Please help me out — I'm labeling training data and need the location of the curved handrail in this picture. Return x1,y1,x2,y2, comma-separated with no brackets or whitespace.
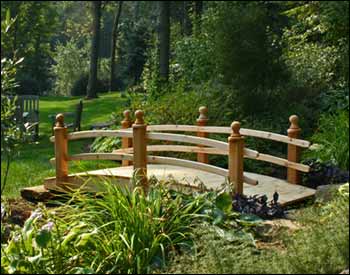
50,152,258,186
146,125,310,148
49,125,310,148
114,145,310,172
115,145,227,155
146,132,259,158
50,130,133,142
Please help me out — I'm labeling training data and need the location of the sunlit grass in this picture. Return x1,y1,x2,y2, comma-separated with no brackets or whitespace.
1,92,127,198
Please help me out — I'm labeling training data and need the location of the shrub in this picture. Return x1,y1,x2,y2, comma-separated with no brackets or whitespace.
50,39,90,96
302,159,349,188
305,110,349,170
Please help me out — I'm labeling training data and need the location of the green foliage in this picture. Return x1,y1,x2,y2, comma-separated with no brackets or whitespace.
50,38,113,96
1,181,211,274
163,184,350,274
282,1,349,91
305,110,349,170
1,14,25,195
319,87,349,114
170,22,216,85
126,83,212,125
1,1,59,94
210,2,288,115
50,39,90,96
90,133,121,153
284,42,342,91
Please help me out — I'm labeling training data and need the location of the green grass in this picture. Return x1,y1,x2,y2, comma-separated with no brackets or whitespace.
1,92,128,198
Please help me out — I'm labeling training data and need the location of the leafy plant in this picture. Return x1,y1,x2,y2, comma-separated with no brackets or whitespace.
1,13,26,195
50,39,90,96
305,110,349,170
302,159,349,189
1,181,210,274
163,183,349,274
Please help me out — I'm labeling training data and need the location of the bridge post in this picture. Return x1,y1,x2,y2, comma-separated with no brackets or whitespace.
121,109,133,166
132,110,148,192
197,106,209,164
287,115,301,184
54,114,68,184
228,121,244,195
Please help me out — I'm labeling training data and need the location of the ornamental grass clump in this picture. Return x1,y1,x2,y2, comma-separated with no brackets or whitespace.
1,180,209,274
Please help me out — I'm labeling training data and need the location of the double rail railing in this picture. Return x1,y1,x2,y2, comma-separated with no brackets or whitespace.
50,107,311,194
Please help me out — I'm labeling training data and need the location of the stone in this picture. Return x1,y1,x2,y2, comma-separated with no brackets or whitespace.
315,184,342,203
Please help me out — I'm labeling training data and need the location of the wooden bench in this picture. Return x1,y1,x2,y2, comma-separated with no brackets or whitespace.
9,95,40,141
49,99,83,136
39,107,316,206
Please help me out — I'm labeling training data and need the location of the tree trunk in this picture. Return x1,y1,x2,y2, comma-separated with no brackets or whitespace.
109,1,123,92
87,1,101,99
159,1,170,82
194,1,203,33
182,1,192,36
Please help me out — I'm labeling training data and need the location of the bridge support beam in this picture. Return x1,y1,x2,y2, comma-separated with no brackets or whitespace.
228,121,244,195
287,115,301,184
121,109,133,166
132,110,148,192
197,106,209,164
54,114,68,184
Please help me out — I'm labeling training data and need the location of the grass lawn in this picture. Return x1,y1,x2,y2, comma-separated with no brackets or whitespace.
1,92,128,198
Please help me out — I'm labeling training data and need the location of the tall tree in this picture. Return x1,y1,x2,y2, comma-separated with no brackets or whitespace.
109,1,123,92
159,1,170,82
87,1,101,99
182,1,192,36
194,1,203,33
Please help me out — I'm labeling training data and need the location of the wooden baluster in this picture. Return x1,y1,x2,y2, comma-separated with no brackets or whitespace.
197,106,209,164
121,109,133,166
132,110,148,192
228,121,244,195
54,114,68,184
287,115,301,184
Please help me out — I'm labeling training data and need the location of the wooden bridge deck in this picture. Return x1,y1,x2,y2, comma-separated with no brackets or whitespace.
43,164,315,206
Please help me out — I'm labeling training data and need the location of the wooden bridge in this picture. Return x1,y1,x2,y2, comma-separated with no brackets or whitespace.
22,107,316,205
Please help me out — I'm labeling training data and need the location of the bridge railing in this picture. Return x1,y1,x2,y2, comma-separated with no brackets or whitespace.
50,106,311,194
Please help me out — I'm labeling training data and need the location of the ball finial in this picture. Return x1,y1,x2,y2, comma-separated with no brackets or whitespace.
231,121,241,135
134,110,144,124
123,109,131,121
289,115,299,129
198,106,208,120
55,113,65,127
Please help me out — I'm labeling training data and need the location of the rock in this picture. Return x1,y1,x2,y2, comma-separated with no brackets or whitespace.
315,184,342,203
263,219,301,231
340,269,349,274
20,185,55,203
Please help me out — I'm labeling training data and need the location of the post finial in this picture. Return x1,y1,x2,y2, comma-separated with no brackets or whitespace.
134,110,144,125
55,113,65,127
198,106,208,120
123,109,131,121
231,121,241,136
289,115,300,130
